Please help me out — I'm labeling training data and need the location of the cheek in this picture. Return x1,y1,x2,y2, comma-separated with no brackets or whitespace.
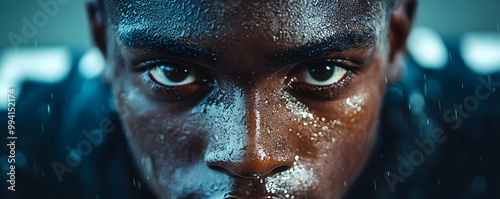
111,73,203,191
257,88,382,197
112,78,249,195
272,65,385,196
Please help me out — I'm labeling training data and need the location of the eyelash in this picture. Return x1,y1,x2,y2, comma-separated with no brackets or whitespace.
137,60,213,101
135,60,175,71
287,58,362,100
137,58,362,101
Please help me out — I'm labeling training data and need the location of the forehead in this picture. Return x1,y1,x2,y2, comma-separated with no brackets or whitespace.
107,0,388,56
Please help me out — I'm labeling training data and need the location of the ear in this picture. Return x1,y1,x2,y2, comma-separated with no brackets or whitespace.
87,1,114,85
387,0,417,84
87,1,107,57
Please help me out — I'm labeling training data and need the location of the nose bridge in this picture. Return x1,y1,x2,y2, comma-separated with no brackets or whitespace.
239,86,295,177
205,85,295,178
246,89,279,161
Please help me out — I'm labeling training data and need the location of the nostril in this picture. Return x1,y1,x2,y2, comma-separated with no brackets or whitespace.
208,164,229,174
270,164,291,175
223,196,241,199
208,163,291,178
206,153,295,178
223,193,242,199
208,163,249,178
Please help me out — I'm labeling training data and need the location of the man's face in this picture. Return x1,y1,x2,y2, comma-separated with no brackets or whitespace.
102,0,393,198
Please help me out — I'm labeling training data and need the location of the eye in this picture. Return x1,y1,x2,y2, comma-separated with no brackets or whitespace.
296,64,348,86
290,59,356,100
141,61,213,101
149,65,196,86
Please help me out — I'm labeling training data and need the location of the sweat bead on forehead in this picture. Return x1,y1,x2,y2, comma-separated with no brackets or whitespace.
108,0,390,64
95,0,401,198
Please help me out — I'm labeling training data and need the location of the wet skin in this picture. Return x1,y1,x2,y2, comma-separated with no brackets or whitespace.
89,0,414,198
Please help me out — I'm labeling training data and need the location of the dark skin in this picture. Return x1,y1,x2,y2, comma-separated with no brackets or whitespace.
88,0,415,198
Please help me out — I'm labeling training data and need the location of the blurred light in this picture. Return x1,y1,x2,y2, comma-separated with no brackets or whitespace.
471,175,486,194
0,155,9,172
407,27,449,70
16,151,27,168
69,149,81,163
78,47,105,79
424,79,442,100
460,32,500,75
0,47,71,110
409,91,426,113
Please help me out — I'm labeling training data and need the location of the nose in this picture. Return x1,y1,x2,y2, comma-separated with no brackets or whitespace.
207,143,295,178
205,88,295,178
206,128,295,177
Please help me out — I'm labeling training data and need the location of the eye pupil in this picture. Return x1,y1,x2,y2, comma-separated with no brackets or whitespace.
162,65,190,82
309,65,334,81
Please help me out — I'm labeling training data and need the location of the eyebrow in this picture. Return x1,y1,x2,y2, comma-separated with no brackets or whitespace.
119,27,218,62
119,26,376,65
268,29,377,64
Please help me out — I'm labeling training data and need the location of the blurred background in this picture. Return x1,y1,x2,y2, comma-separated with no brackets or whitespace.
1,0,499,198
1,0,500,49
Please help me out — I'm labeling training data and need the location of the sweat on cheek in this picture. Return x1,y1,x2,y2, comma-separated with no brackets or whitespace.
262,88,372,198
265,155,319,198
